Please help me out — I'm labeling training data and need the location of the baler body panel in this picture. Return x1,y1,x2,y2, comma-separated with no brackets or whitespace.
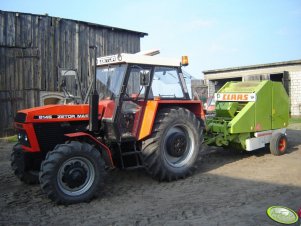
271,82,289,129
206,80,289,150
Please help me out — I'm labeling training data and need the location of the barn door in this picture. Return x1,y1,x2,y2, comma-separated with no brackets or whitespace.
0,47,39,136
283,71,290,96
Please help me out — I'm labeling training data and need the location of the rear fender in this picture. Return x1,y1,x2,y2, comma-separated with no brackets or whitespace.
138,100,205,140
64,132,114,168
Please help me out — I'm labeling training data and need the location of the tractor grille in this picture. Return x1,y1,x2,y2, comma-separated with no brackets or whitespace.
15,113,27,123
33,121,88,152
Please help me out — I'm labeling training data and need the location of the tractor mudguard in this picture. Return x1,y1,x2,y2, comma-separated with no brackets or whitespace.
64,132,114,168
138,100,205,140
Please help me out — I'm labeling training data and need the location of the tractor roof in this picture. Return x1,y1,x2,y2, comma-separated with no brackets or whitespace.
97,53,181,67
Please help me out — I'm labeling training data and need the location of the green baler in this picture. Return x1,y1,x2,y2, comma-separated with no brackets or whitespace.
205,80,289,155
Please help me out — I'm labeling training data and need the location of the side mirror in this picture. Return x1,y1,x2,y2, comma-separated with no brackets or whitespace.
60,77,67,88
59,68,77,77
58,68,78,88
140,70,150,86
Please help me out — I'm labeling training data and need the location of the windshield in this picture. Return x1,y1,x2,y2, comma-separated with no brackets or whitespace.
151,67,184,98
96,64,126,100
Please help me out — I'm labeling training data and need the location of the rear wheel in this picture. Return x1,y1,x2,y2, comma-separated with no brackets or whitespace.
141,107,204,181
270,133,288,156
39,141,105,204
11,143,39,184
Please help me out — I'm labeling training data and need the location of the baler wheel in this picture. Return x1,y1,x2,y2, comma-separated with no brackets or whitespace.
39,141,105,204
270,133,288,156
11,143,39,184
141,107,204,181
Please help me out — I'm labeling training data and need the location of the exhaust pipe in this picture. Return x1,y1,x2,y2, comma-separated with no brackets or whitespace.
89,46,99,132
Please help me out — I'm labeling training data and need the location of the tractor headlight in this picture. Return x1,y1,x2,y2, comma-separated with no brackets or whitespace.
18,130,31,147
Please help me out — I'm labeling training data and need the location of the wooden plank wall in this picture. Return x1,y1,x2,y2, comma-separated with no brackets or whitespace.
0,11,143,136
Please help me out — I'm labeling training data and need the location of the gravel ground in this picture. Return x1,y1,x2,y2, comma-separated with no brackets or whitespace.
0,129,300,226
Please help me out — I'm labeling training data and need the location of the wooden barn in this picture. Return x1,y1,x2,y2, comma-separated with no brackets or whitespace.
0,10,147,137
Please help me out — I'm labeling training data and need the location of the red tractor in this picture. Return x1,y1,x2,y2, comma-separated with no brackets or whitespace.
12,48,205,204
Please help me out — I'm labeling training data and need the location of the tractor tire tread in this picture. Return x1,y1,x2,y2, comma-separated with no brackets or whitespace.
39,141,105,205
141,107,204,182
11,143,39,185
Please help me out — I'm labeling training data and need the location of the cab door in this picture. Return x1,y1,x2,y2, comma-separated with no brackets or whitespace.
118,66,152,139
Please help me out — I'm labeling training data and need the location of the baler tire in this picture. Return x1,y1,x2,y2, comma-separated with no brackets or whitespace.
39,141,106,205
269,133,288,156
141,107,204,181
11,143,39,185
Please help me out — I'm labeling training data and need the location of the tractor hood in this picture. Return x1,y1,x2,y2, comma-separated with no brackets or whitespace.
15,100,115,123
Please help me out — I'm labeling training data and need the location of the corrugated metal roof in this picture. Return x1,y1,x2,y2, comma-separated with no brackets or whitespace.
203,59,301,75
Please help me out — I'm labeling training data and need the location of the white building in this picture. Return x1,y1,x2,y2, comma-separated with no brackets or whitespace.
203,59,301,116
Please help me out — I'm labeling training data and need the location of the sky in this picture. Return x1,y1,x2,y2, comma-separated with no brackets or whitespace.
1,0,301,79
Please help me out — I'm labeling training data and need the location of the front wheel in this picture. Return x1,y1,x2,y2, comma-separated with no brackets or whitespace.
141,107,204,181
39,141,106,204
11,144,40,184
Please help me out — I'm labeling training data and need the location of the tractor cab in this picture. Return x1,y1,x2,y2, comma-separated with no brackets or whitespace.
95,53,192,141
